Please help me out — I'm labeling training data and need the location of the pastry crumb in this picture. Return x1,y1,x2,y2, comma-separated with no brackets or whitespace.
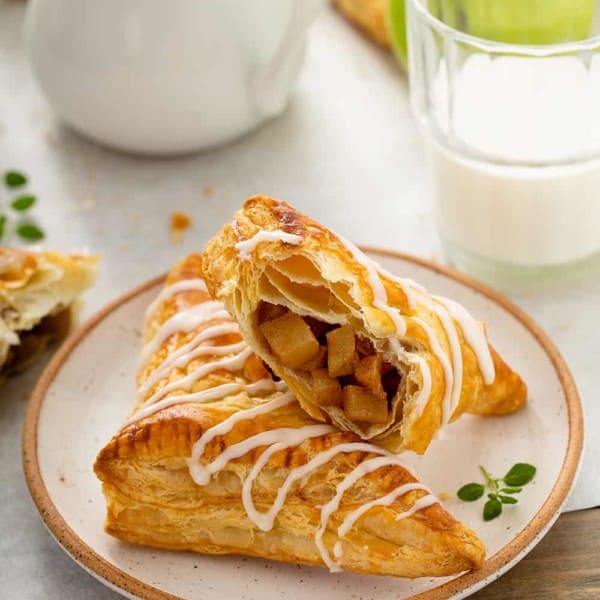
170,211,192,243
439,492,451,501
202,185,214,197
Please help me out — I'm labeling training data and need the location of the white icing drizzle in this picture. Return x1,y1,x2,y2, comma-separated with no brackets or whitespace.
141,346,254,408
194,426,332,492
315,455,428,571
243,441,386,533
126,378,284,427
331,490,439,568
131,288,287,428
235,230,302,260
333,541,343,559
411,316,453,419
357,252,495,396
188,392,297,482
434,295,495,385
137,324,242,399
338,486,438,538
406,354,433,417
144,279,207,320
375,266,423,310
396,494,440,522
428,301,463,423
239,427,336,516
241,425,340,529
335,234,407,340
139,301,232,368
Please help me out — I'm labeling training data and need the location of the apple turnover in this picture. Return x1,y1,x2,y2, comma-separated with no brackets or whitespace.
0,247,97,379
95,254,485,577
201,196,527,454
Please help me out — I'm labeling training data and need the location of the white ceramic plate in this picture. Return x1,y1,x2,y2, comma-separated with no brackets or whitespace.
23,250,583,600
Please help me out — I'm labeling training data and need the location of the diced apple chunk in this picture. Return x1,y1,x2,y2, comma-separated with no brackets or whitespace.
355,354,385,399
302,346,327,370
312,368,343,407
343,385,389,424
259,312,320,368
244,354,270,382
326,325,356,377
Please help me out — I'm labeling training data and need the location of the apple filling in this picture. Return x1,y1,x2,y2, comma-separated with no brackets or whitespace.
1,307,72,376
258,302,402,426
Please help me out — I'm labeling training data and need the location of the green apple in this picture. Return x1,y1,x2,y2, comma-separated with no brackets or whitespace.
388,0,597,70
388,0,410,69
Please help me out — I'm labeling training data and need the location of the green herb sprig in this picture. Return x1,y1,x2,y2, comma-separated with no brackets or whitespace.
1,170,45,242
457,463,536,521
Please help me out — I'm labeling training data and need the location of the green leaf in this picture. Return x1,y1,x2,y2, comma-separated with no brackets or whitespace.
16,223,45,242
4,171,27,188
501,487,522,494
483,497,503,521
457,483,485,501
503,463,537,487
0,215,6,240
499,495,518,505
11,194,36,211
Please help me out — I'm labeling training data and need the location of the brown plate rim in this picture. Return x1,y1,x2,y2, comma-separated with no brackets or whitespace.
22,250,584,600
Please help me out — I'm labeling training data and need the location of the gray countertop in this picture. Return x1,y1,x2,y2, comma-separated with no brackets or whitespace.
0,1,598,597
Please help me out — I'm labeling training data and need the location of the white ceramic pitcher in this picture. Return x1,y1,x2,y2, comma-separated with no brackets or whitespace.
26,0,324,155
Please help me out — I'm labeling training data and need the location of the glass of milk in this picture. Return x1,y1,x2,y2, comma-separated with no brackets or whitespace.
406,0,600,288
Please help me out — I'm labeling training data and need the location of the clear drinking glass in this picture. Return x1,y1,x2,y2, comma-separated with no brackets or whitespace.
406,0,600,288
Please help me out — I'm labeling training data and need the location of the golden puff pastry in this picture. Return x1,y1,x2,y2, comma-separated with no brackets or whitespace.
201,196,527,454
94,254,485,578
0,247,97,377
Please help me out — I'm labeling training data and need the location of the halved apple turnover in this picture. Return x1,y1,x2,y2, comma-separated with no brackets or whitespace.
201,196,527,453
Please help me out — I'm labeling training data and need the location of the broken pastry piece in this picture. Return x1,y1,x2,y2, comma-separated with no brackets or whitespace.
0,247,98,379
201,196,527,454
94,255,485,578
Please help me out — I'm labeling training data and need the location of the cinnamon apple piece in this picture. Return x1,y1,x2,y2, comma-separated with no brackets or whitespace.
312,368,344,407
302,346,327,370
326,325,356,377
259,312,320,368
355,354,386,399
343,385,389,424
